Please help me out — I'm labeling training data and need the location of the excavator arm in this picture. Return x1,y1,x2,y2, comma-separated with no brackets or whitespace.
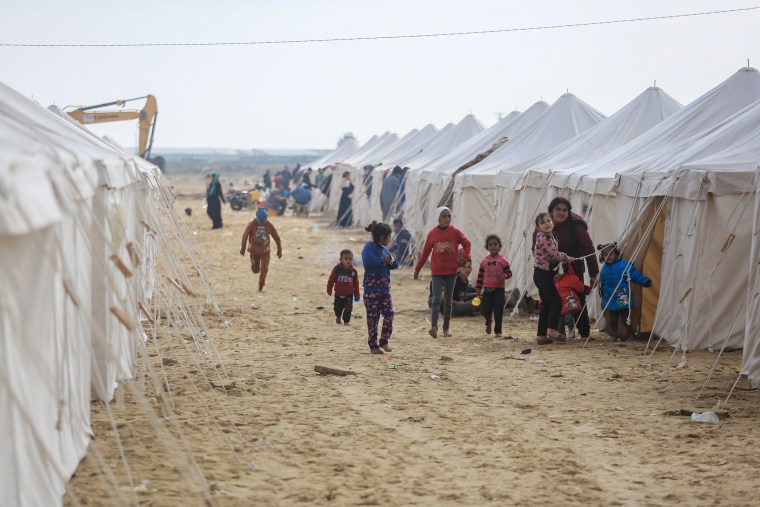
66,95,158,160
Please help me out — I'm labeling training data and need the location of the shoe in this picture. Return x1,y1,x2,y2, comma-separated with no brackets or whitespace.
495,333,502,338
555,334,567,343
486,323,492,334
443,329,451,337
336,316,341,324
258,286,266,293
370,348,384,354
344,322,350,326
536,337,553,345
625,336,636,343
429,327,438,339
610,337,618,343
381,345,393,352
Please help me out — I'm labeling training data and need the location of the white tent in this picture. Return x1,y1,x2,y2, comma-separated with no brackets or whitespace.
492,86,683,299
373,114,486,225
308,134,360,170
403,103,548,241
0,81,158,506
454,93,606,258
541,68,760,374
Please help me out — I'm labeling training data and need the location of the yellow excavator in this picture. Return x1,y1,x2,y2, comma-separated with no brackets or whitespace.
66,94,165,171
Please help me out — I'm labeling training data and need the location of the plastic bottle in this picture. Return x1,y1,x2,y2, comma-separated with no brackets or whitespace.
690,411,720,424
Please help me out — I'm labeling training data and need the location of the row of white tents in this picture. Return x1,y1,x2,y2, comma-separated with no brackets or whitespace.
312,66,760,390
0,82,224,505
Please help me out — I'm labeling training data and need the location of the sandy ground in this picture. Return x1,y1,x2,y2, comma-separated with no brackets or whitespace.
65,175,760,506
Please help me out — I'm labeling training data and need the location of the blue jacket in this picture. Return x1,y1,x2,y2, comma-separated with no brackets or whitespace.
599,258,651,311
362,240,400,292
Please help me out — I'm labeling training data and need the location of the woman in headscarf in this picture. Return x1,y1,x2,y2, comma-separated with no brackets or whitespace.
414,206,471,338
337,171,354,227
206,172,225,229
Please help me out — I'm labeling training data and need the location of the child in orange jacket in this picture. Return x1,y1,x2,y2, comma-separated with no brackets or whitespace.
240,208,282,292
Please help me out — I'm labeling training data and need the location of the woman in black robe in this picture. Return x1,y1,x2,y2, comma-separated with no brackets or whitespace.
337,171,354,227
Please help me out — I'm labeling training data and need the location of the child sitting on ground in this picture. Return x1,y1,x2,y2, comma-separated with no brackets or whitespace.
476,234,512,337
598,243,652,342
427,259,479,316
240,208,282,292
554,262,591,340
327,249,361,325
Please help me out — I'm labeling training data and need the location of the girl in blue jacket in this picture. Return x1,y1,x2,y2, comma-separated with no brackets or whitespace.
362,221,400,354
599,243,652,342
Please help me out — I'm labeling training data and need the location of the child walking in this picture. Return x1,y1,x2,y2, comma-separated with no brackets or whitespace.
532,212,572,345
240,208,282,292
327,249,361,325
554,262,591,340
476,234,512,337
362,221,400,354
414,206,471,338
598,243,652,342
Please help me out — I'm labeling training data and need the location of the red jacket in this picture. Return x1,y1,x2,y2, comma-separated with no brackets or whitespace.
555,268,591,315
327,264,360,299
415,225,471,276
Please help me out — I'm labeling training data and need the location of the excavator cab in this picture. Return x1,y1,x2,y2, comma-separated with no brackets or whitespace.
66,95,164,171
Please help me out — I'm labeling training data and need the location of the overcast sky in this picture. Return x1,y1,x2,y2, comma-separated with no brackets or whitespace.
1,0,757,151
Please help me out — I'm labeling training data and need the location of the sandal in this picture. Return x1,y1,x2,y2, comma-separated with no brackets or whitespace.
370,348,384,354
536,336,553,345
429,327,438,339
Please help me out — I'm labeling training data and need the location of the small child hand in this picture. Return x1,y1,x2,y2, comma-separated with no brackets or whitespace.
413,270,420,280
239,248,245,256
277,250,282,259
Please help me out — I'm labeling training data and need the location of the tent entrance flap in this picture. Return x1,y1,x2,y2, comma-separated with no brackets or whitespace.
640,201,666,334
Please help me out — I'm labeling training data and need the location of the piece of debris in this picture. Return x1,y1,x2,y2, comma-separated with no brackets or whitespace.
610,373,623,379
521,348,532,355
314,365,356,376
440,356,454,362
316,306,325,310
550,373,563,378
209,381,236,390
161,357,177,366
400,416,425,422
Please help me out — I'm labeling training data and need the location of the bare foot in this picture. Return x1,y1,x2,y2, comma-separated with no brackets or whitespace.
370,348,384,354
429,327,438,339
381,345,393,352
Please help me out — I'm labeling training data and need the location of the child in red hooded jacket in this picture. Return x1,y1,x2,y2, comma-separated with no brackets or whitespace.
554,262,591,340
414,206,471,339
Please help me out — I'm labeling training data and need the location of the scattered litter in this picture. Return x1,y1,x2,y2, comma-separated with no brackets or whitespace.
430,374,441,380
251,304,258,309
389,363,398,369
550,373,563,378
521,348,532,355
691,412,720,424
384,403,391,408
440,356,454,362
676,357,687,369
615,406,624,411
400,416,425,422
292,297,298,301
534,360,545,364
316,305,325,310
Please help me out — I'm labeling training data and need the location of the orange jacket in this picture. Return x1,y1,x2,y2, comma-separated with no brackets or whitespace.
241,219,282,254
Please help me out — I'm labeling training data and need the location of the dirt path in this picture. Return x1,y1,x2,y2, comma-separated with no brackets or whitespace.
66,184,760,506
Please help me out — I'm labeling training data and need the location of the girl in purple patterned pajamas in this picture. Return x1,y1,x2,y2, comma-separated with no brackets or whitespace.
362,221,400,354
